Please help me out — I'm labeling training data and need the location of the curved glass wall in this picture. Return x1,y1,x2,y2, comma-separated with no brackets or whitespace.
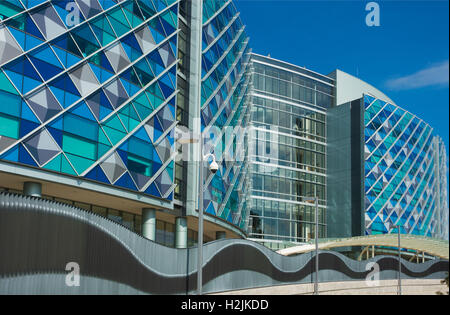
0,0,179,202
435,137,449,240
363,94,448,239
199,0,251,230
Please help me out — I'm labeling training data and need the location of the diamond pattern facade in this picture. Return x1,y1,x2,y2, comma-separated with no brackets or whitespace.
1,1,446,241
0,0,179,201
363,94,447,238
200,0,251,230
435,137,449,240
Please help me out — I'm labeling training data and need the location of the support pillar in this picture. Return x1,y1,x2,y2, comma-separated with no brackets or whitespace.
175,217,188,249
216,231,226,240
23,182,41,197
358,246,370,261
142,208,156,241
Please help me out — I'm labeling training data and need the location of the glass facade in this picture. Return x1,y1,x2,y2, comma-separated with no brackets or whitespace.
435,137,449,240
0,0,447,245
363,94,448,239
248,54,334,247
0,0,253,242
0,0,179,201
199,0,251,230
252,57,334,110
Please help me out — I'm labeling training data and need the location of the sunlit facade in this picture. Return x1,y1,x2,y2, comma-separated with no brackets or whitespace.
0,0,448,295
0,0,447,251
0,0,178,199
0,0,250,247
247,61,449,248
247,54,334,249
327,70,449,241
363,95,449,239
197,0,251,229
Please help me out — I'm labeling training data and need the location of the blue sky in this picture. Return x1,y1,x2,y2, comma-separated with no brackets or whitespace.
235,0,449,156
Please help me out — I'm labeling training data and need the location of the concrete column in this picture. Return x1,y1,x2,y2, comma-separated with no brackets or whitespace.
142,208,156,241
175,217,188,249
216,231,226,240
23,182,42,197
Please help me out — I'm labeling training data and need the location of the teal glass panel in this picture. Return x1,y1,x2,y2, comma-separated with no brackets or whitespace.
63,133,97,161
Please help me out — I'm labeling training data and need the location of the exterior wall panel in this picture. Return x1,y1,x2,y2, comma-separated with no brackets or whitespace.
363,94,446,238
0,0,180,202
1,192,447,295
247,54,334,249
198,0,251,230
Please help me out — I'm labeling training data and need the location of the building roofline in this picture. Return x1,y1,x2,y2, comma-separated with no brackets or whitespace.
250,52,335,84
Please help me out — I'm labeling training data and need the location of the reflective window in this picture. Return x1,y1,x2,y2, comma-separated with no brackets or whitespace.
248,59,331,246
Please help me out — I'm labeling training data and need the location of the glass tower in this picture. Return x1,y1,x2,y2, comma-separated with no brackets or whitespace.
247,54,334,249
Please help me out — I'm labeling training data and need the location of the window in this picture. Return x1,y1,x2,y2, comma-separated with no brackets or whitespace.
156,221,175,247
292,84,300,101
271,78,279,95
265,108,273,125
62,133,97,161
128,154,152,177
74,201,91,211
254,73,263,90
265,76,273,93
256,106,264,122
92,206,107,217
187,229,198,247
279,80,288,97
134,215,141,235
54,198,74,206
108,209,122,224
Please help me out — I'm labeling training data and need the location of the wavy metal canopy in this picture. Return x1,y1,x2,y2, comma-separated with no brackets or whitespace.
277,234,450,260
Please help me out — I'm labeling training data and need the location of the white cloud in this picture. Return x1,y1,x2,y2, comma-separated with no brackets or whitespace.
386,60,449,90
